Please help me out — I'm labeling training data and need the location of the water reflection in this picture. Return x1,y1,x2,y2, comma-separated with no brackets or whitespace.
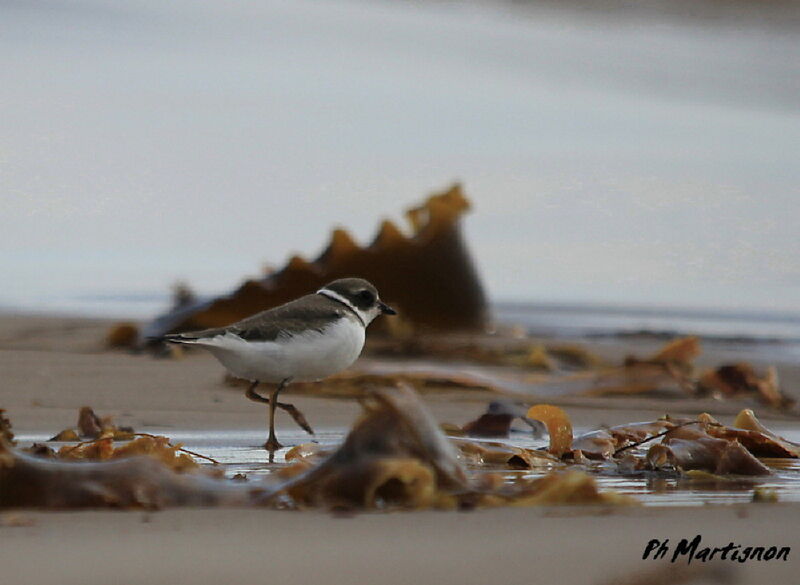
19,425,800,506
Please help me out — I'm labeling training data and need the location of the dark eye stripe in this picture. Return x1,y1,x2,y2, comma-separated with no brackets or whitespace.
355,290,376,309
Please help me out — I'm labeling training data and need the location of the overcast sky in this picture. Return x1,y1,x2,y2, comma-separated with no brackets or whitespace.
2,0,799,314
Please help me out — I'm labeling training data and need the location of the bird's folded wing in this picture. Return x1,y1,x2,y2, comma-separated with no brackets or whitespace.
161,295,348,344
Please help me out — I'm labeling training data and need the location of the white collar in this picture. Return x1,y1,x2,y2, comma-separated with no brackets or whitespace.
316,288,369,327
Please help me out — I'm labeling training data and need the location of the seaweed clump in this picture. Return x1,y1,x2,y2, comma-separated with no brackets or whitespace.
0,410,15,446
142,184,487,342
0,388,634,511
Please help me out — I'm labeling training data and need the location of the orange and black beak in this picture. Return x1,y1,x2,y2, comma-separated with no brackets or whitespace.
378,301,396,315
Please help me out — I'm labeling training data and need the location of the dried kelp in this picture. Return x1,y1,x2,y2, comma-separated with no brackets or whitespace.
461,401,544,438
523,404,793,478
606,409,800,475
530,406,679,462
572,420,676,460
0,436,247,509
0,409,15,446
583,337,795,412
647,426,770,476
262,387,632,509
141,184,487,342
704,409,800,458
462,410,516,437
454,439,559,469
527,404,573,457
698,363,793,409
585,337,699,397
48,406,135,442
56,435,202,473
284,442,330,464
1,388,633,511
261,384,470,508
40,407,218,471
643,336,703,366
77,405,104,437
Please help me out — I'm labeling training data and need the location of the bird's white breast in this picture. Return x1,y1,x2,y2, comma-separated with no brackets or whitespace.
199,318,365,383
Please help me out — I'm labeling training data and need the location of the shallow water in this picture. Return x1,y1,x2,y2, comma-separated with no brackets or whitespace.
495,304,800,346
18,426,800,507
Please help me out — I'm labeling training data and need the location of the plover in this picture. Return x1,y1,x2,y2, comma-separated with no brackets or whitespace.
162,278,396,458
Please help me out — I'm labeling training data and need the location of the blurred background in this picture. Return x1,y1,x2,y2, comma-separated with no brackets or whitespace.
2,0,799,334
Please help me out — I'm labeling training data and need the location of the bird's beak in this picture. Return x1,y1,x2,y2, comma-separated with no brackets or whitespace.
378,301,397,315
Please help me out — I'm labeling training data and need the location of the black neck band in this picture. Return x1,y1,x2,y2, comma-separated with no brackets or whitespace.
317,290,366,327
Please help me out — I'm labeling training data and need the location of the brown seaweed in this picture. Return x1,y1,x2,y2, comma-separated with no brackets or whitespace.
0,409,15,446
454,439,559,469
0,389,635,511
585,337,700,397
704,409,800,458
142,184,488,341
257,386,631,508
644,336,702,366
461,401,542,438
56,435,203,473
48,406,135,442
526,404,573,457
534,404,791,475
77,405,103,437
259,404,792,495
462,412,516,437
699,363,793,409
572,420,676,460
581,337,796,413
647,426,770,476
262,384,469,508
0,436,247,509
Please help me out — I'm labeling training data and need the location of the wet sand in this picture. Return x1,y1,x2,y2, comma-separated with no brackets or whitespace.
3,505,797,585
1,313,799,584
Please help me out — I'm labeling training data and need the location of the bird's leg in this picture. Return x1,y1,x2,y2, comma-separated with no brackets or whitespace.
244,380,314,436
245,380,264,404
274,402,314,435
264,378,291,460
245,381,272,451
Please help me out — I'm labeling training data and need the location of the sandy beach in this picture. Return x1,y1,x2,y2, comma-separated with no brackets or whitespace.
4,505,797,585
3,0,798,582
2,313,798,585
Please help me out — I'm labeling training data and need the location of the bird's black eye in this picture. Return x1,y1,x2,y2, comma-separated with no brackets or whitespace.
358,290,375,305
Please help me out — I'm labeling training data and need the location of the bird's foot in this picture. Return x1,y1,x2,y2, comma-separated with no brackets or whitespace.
264,435,283,462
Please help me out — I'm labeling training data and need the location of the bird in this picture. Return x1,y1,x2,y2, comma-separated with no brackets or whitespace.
161,277,396,459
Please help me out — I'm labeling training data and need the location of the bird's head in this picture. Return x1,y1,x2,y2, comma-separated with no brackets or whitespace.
317,278,396,326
